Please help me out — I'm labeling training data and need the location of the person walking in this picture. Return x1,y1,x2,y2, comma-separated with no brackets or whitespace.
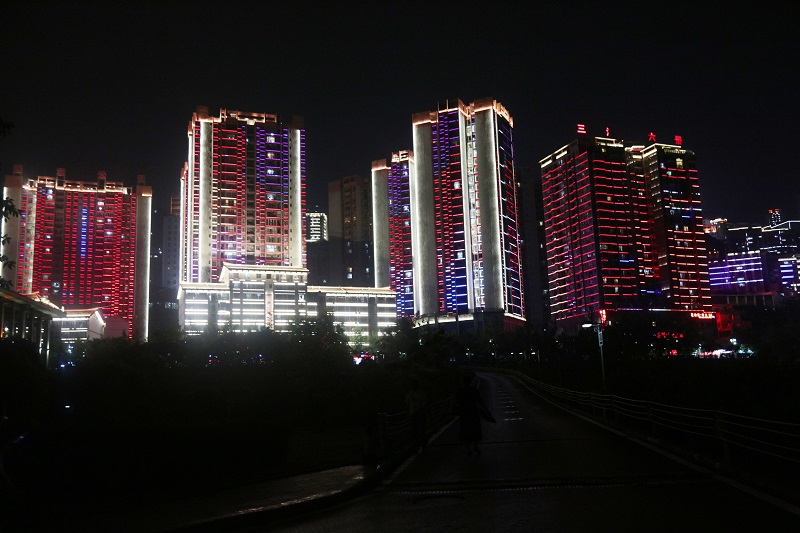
405,377,427,452
456,373,495,456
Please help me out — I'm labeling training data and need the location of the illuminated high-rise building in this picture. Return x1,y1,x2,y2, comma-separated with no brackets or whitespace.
632,141,710,311
372,150,414,317
411,98,524,326
541,136,641,322
305,211,329,286
176,107,397,341
305,212,328,242
540,131,710,326
2,165,152,341
768,208,783,227
180,107,305,285
178,107,307,333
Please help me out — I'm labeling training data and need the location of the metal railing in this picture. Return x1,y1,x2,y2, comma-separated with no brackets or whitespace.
378,395,456,459
375,369,800,483
511,370,800,467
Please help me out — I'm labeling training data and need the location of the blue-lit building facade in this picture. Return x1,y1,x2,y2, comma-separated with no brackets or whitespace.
371,151,414,318
410,98,524,329
705,216,800,337
708,219,800,295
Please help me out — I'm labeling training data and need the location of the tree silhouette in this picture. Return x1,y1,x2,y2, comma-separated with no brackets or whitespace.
1,118,18,289
0,197,19,289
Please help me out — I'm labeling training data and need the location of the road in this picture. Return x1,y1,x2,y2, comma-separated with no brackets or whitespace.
261,371,800,532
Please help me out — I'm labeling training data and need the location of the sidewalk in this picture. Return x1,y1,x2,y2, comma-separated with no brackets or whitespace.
56,464,379,532
104,423,431,532
8,414,449,531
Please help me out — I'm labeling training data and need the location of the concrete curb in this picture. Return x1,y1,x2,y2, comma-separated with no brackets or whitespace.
174,427,447,531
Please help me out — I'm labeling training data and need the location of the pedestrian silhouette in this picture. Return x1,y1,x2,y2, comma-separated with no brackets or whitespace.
456,373,495,456
405,377,427,452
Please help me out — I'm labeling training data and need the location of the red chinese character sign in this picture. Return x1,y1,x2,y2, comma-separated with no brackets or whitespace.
577,124,586,134
648,132,657,142
674,135,683,146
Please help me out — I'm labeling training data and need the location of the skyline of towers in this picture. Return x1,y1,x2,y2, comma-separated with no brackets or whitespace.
410,98,524,323
1,165,151,341
540,133,710,326
2,98,752,345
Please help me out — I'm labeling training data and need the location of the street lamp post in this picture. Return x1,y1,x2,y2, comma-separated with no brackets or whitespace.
583,322,606,391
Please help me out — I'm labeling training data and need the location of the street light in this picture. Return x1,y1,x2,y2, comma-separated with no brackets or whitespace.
582,322,606,391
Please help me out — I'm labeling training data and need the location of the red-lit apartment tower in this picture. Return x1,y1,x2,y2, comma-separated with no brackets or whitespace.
372,150,414,317
181,107,305,284
540,134,710,326
541,137,642,323
2,166,152,340
630,142,710,310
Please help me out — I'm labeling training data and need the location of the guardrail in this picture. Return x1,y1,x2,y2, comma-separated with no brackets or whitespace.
375,368,800,486
378,395,456,460
510,370,800,468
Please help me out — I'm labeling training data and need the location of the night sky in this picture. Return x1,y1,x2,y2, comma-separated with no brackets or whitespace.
2,2,799,223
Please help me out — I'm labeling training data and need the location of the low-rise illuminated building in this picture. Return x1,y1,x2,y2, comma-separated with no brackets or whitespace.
306,285,397,343
178,263,396,341
54,307,106,351
179,264,309,334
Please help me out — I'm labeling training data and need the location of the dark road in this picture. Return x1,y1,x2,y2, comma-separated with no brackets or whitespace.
264,371,800,532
